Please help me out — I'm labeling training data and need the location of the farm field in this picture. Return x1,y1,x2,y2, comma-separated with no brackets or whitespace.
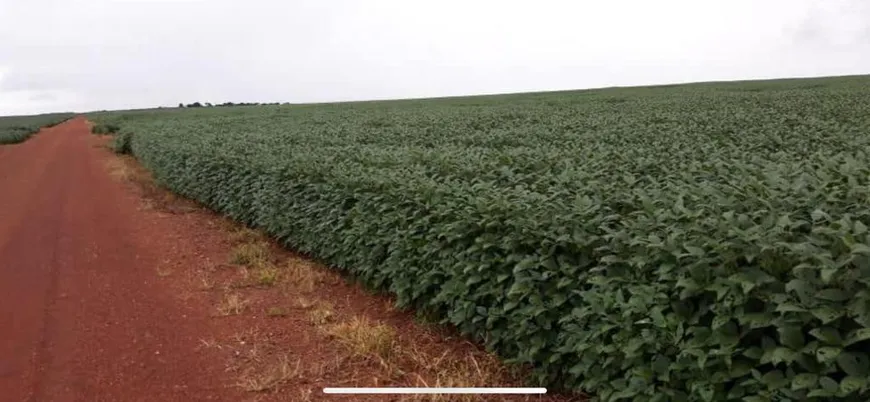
0,112,74,144
86,74,870,401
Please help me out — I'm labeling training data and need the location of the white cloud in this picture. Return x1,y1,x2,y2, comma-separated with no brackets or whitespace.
1,0,868,115
0,88,80,116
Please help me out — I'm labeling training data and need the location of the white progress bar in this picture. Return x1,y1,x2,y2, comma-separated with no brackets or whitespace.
323,388,547,394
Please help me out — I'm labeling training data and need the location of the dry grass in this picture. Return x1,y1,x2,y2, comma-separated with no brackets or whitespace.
226,261,280,289
198,272,215,290
404,351,509,402
295,296,316,309
237,355,303,392
104,155,155,191
295,389,314,402
229,227,265,244
306,355,343,380
327,316,397,362
239,342,262,364
314,317,528,402
230,242,270,266
198,338,223,351
159,192,179,207
156,266,173,277
217,217,243,233
237,265,251,282
231,326,263,344
255,264,281,287
308,301,335,325
105,157,132,182
216,293,249,316
285,259,326,293
103,153,196,214
224,326,305,394
266,306,288,317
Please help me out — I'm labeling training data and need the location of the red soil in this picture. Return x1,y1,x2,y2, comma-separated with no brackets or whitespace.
0,118,243,401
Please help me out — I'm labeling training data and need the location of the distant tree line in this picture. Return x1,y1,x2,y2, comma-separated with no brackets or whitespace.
177,101,284,108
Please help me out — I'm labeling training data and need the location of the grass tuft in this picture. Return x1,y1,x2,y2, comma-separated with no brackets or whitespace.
308,301,335,325
104,158,133,182
295,296,316,309
327,316,397,362
229,242,270,266
255,265,281,287
266,306,288,317
236,355,302,392
285,259,325,293
216,293,249,316
229,227,264,244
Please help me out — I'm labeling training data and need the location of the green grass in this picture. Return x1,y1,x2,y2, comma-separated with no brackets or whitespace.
88,75,870,400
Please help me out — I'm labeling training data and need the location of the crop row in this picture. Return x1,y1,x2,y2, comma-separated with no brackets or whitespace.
90,75,870,401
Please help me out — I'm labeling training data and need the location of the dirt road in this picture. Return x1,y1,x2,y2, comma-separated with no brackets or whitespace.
0,118,237,402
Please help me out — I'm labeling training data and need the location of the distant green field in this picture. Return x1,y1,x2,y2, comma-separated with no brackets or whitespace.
0,113,75,144
90,75,870,401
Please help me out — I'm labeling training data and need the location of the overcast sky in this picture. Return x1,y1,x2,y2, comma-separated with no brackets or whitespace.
1,0,869,115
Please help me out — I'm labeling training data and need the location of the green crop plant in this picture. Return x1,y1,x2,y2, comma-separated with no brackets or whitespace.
0,113,75,144
88,75,870,400
91,123,121,135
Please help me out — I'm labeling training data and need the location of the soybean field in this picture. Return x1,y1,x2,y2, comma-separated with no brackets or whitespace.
0,113,75,144
89,75,870,401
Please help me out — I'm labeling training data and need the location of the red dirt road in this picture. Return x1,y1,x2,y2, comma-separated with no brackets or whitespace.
0,118,237,402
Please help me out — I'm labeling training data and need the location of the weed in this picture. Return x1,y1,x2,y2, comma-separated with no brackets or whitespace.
327,317,396,362
236,355,302,392
295,297,316,309
199,274,215,290
216,293,249,316
229,227,263,244
400,349,511,402
199,339,223,350
266,307,287,317
308,302,335,325
104,158,132,182
229,242,270,266
285,259,324,293
256,265,280,287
